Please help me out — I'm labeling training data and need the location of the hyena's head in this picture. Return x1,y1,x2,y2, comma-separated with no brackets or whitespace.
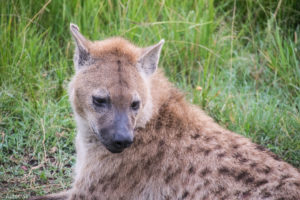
68,24,164,153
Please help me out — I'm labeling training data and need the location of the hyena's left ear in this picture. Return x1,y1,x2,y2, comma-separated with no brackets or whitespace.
137,39,165,76
70,23,93,71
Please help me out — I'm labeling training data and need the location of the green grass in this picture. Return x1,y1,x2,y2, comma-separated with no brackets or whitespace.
0,0,299,199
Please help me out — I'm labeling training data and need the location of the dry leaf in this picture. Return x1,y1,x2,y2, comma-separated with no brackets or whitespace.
50,146,57,153
196,86,202,91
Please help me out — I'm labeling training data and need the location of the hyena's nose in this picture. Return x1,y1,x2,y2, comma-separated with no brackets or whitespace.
113,132,133,149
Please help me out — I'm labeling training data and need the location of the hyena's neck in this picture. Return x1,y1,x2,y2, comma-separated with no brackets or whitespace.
148,70,180,118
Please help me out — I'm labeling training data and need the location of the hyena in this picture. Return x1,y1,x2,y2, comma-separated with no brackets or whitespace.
30,24,300,200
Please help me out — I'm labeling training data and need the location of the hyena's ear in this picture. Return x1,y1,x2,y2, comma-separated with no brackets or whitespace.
137,39,165,76
70,23,93,71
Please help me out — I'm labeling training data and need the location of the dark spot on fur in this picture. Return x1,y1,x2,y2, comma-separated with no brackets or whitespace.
215,144,222,149
232,152,248,163
232,152,242,159
176,132,183,138
197,147,205,153
129,180,139,190
72,194,77,200
164,167,181,184
276,181,285,189
144,158,152,171
88,138,95,143
257,165,272,174
240,157,248,163
281,174,291,180
164,195,171,200
158,140,165,147
186,146,193,153
200,167,212,177
262,191,271,198
182,190,189,199
111,181,120,190
110,172,117,180
79,194,85,200
204,136,212,142
255,144,267,151
245,177,255,184
217,152,226,158
232,144,239,149
234,190,241,196
117,60,121,70
138,186,146,195
216,185,225,195
191,133,200,139
250,162,257,168
156,149,165,159
163,195,171,200
235,170,250,182
204,179,210,186
98,178,104,184
102,183,108,192
89,184,96,193
204,149,211,156
173,149,179,157
221,195,229,200
255,179,268,187
155,120,163,130
261,166,272,174
242,190,251,198
294,182,300,187
144,150,164,173
218,166,231,176
127,164,138,177
188,165,195,174
269,153,282,161
196,185,201,191
133,137,143,147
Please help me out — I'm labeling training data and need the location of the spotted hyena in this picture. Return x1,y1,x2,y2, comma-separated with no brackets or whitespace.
29,24,300,200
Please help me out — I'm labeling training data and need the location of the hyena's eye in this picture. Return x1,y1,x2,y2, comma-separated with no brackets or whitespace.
92,96,109,108
131,101,140,111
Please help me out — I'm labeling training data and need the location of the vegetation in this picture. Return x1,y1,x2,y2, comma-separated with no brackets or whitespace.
0,0,299,199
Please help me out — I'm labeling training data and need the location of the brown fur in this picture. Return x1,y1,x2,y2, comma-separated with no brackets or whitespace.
29,24,300,200
89,37,141,63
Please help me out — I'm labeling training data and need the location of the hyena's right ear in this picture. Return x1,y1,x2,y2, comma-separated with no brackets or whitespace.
70,23,93,71
137,39,164,77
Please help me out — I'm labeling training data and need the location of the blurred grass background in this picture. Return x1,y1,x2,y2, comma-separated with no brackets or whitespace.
0,0,299,199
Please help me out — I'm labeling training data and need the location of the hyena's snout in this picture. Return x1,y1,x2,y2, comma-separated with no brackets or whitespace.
101,127,133,153
100,113,134,153
112,128,133,149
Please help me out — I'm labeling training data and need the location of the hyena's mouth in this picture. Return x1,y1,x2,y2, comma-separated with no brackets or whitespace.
106,146,124,153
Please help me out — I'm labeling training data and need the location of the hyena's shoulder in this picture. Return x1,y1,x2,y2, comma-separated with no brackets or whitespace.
130,101,300,199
